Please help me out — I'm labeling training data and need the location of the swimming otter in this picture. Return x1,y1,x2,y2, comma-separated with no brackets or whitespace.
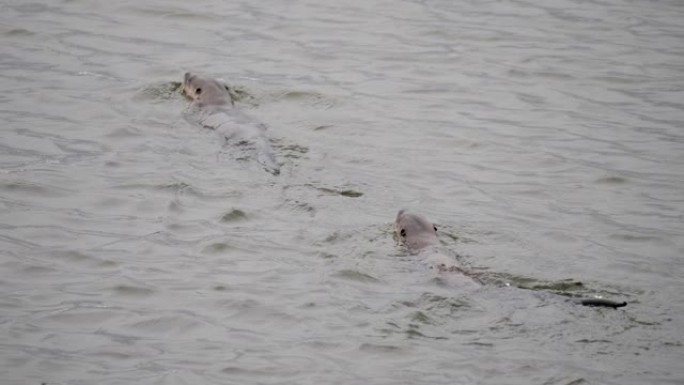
394,210,475,276
394,210,627,308
182,72,279,175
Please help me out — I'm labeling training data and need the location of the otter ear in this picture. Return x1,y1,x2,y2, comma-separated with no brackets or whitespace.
400,229,406,238
433,225,438,232
196,88,202,95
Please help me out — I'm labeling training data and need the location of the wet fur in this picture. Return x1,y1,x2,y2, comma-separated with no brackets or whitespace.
183,72,232,107
394,210,473,276
394,210,439,254
394,210,627,308
182,72,279,174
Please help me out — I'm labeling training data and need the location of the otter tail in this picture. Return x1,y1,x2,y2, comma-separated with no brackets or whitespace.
254,138,280,175
576,298,627,308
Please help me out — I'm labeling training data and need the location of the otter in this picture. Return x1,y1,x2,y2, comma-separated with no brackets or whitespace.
394,210,476,277
182,72,279,175
394,210,627,308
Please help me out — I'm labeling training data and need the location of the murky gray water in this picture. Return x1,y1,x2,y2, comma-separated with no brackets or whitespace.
2,0,684,384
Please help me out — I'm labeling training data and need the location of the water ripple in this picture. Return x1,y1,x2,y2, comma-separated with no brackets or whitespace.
1,0,684,384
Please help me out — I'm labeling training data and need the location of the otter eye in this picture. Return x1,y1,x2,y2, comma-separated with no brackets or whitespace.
433,225,437,232
400,229,406,238
196,88,202,95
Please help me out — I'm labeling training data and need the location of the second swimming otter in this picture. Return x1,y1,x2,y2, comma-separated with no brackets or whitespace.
182,72,279,175
394,209,474,276
394,210,627,308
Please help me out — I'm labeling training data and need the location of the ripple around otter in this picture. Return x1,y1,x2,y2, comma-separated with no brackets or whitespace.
2,0,684,384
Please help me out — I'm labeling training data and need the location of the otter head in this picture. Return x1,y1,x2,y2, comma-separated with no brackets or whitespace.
183,72,233,106
395,210,439,254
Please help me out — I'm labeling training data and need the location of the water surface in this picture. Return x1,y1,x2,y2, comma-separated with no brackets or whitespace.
2,0,684,384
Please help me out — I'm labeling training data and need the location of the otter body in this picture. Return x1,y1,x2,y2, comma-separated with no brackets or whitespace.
182,72,279,175
394,210,627,308
394,210,477,281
